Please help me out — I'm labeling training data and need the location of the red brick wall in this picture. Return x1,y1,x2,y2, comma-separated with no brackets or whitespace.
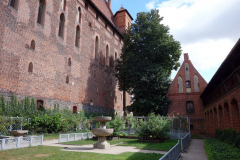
167,53,208,134
0,0,131,115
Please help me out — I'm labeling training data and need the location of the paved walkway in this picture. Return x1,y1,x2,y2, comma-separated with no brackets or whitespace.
43,138,208,159
43,139,167,155
181,139,208,160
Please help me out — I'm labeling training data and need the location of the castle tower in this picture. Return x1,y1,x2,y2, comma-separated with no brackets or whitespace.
114,7,133,33
167,53,208,134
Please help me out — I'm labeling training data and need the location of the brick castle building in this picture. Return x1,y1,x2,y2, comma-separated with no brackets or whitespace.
167,53,208,134
0,0,133,115
168,40,240,136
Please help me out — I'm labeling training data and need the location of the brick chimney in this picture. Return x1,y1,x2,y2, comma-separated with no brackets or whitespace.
108,0,111,9
184,53,189,61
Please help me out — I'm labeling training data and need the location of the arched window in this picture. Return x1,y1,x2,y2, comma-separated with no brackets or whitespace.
193,75,199,92
75,26,80,47
178,76,183,93
9,0,19,10
30,40,35,50
106,45,109,66
59,13,65,38
66,76,69,84
62,0,66,11
186,101,194,113
68,58,71,66
28,62,33,73
37,0,45,25
95,36,99,59
73,106,77,114
78,7,81,23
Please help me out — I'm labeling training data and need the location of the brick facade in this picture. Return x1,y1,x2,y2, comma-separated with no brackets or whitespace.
0,0,132,115
201,39,240,137
167,53,208,134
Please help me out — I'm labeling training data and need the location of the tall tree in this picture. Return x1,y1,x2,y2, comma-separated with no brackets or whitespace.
115,9,181,116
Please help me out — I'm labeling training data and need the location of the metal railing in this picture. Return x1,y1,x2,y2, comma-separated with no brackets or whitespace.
181,133,191,151
159,140,181,160
58,132,94,143
0,135,43,150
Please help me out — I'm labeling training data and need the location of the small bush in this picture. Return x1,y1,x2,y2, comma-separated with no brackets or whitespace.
106,116,124,136
205,138,240,160
215,127,240,148
135,113,170,140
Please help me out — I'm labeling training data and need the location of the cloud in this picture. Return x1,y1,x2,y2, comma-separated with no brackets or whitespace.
146,0,158,10
155,0,240,80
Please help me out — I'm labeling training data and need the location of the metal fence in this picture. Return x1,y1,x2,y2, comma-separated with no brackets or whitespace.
0,135,43,150
58,132,94,143
120,116,190,139
159,140,181,160
0,117,23,135
180,133,191,151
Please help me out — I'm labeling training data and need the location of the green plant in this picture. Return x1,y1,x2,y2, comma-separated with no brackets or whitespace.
136,113,171,140
215,127,240,148
106,116,124,136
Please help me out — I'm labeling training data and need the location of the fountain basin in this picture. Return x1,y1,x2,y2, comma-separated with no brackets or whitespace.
92,128,113,137
8,130,28,137
94,116,112,122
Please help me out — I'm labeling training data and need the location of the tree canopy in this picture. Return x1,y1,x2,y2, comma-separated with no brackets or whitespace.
115,9,181,116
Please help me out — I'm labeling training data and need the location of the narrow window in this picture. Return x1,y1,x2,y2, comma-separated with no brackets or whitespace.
28,62,33,73
85,2,88,10
37,100,44,110
78,7,81,23
115,52,117,61
95,36,99,59
186,81,191,88
178,76,183,93
37,0,45,25
96,13,98,20
30,40,35,50
62,0,66,11
75,26,80,47
9,0,19,10
190,125,194,130
68,58,71,66
186,101,194,113
66,76,69,84
73,106,77,114
105,23,107,29
106,45,109,66
59,13,65,38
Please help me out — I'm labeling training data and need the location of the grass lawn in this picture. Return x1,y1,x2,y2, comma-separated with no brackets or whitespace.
0,146,163,160
63,138,178,151
191,135,204,139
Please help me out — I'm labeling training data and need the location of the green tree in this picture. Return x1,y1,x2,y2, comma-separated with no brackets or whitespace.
115,9,181,116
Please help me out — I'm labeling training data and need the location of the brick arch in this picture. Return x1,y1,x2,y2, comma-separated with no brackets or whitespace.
230,98,239,131
224,102,230,129
218,105,223,129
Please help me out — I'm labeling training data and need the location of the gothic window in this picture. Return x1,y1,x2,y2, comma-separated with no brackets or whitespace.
68,58,71,66
73,106,77,114
95,36,99,59
66,76,69,84
30,40,35,50
186,81,191,88
75,26,80,47
62,0,66,11
78,7,81,23
37,0,45,25
186,101,194,113
9,0,19,10
106,45,109,66
28,62,33,73
178,76,183,93
59,13,65,38
193,75,199,92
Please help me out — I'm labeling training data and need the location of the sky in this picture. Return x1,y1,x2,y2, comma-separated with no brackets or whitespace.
111,0,240,82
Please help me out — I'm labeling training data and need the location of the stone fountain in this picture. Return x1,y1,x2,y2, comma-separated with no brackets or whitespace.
92,116,113,149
